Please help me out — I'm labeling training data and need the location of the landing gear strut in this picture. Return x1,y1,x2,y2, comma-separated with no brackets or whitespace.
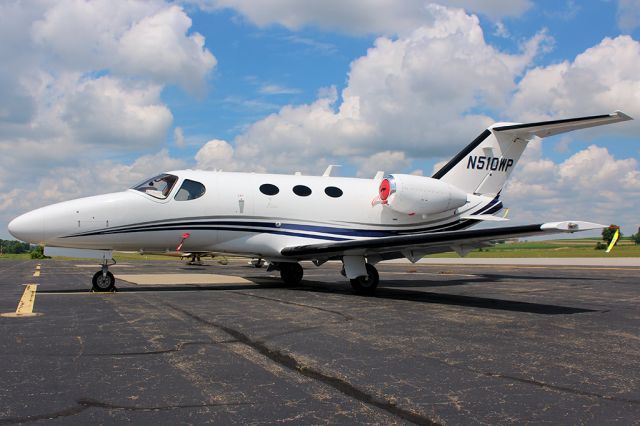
92,258,116,292
349,263,379,295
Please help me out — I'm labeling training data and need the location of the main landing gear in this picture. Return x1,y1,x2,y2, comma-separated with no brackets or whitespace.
279,262,304,286
342,255,379,295
269,257,379,295
92,258,117,292
348,263,379,295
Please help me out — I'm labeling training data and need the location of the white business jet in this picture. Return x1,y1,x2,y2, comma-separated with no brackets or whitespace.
8,111,632,293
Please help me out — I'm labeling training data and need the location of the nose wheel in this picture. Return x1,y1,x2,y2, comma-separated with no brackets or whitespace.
92,271,115,292
92,258,117,292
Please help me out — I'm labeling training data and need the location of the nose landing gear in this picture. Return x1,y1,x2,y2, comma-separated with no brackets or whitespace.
92,258,117,292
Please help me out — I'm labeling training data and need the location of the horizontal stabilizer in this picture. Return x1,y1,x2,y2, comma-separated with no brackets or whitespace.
493,111,632,139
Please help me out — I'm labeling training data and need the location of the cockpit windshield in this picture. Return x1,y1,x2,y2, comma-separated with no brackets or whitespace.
132,174,178,199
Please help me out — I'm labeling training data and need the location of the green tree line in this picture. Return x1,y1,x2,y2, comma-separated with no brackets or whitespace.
0,239,31,254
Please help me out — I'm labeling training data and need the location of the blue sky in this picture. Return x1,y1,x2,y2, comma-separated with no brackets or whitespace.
0,0,639,238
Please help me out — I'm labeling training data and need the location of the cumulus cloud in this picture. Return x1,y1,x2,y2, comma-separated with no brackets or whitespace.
199,5,549,175
30,1,215,93
509,35,640,134
62,77,173,148
354,151,413,178
196,0,531,34
506,143,640,234
115,5,216,93
0,1,216,167
0,0,216,237
195,139,237,170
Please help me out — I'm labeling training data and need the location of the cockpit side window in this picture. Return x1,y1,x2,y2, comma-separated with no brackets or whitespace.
174,179,206,201
132,174,178,199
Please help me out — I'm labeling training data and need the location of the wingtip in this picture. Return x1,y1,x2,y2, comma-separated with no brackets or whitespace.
541,221,607,232
613,110,633,121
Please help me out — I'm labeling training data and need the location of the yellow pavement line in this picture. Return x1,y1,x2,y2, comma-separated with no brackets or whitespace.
36,264,41,270
1,284,42,318
33,270,40,277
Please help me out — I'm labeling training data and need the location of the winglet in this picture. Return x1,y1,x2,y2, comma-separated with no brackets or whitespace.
606,228,620,253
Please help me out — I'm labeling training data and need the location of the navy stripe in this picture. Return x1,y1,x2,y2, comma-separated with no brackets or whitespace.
474,197,501,215
65,217,472,239
63,225,350,242
432,129,492,179
62,197,498,241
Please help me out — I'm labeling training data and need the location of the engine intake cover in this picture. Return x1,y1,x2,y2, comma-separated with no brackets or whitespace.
379,174,467,215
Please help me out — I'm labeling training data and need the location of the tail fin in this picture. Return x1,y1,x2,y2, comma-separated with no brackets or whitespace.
432,111,632,197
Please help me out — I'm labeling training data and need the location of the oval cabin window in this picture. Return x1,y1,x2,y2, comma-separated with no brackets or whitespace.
259,183,279,196
292,185,312,197
324,186,343,198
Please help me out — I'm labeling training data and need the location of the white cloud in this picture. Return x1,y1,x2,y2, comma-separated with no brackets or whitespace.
62,76,173,148
210,5,549,174
115,5,216,94
354,151,412,178
259,84,301,95
0,1,217,238
29,1,215,93
174,127,186,147
509,35,640,135
506,144,640,234
195,139,237,170
196,0,531,34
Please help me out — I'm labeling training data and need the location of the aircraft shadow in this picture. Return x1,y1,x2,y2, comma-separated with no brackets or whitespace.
296,281,597,315
39,277,596,315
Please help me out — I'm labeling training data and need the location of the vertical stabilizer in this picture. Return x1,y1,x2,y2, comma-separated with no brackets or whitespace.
431,111,632,197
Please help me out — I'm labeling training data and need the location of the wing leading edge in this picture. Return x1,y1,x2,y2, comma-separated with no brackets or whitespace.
280,221,604,260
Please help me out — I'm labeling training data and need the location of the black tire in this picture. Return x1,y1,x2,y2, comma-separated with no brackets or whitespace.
350,263,379,295
92,271,115,292
280,263,303,286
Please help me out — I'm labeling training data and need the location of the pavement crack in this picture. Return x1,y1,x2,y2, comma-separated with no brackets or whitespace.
164,302,441,426
0,398,253,424
84,340,238,357
480,371,640,405
259,325,325,341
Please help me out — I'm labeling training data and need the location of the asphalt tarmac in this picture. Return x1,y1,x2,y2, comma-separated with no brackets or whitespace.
1,258,639,425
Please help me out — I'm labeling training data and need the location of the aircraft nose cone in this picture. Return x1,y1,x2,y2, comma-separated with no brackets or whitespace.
8,211,44,244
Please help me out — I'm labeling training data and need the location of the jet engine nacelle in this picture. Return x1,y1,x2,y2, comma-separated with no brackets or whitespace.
378,174,468,215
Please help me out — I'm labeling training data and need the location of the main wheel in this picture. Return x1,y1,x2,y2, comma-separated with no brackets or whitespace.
280,263,303,286
350,263,379,295
92,271,115,292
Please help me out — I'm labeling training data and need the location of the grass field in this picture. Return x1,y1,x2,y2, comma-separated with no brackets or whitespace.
1,239,638,260
426,238,640,258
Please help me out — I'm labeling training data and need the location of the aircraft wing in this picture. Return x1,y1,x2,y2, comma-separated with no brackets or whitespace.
280,221,603,260
492,110,632,139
